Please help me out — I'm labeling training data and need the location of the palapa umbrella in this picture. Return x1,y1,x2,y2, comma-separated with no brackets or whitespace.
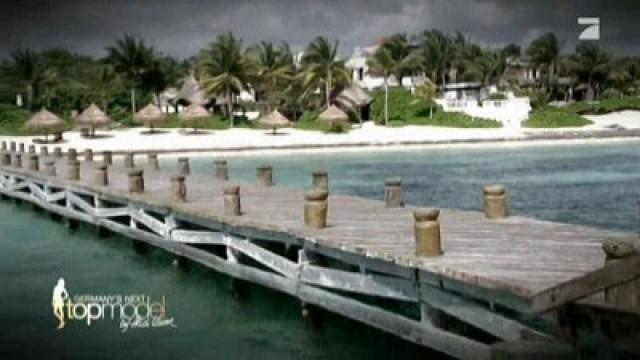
76,104,111,137
257,109,291,135
178,104,210,132
318,104,349,124
25,108,66,143
134,103,166,134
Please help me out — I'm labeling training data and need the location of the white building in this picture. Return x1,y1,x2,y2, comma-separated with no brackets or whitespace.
345,45,424,91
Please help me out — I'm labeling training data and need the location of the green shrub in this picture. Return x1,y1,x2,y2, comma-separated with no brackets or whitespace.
601,88,623,100
0,104,73,135
397,110,501,128
371,88,431,124
564,97,640,114
524,108,592,128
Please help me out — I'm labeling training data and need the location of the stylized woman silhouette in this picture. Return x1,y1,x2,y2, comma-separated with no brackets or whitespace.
52,278,69,329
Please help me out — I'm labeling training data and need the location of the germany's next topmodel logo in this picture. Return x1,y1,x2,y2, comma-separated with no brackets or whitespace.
52,278,176,332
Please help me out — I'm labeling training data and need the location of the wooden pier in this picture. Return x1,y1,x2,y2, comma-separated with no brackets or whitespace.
1,142,640,359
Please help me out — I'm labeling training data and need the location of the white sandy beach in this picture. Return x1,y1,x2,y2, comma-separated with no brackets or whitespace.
2,111,640,155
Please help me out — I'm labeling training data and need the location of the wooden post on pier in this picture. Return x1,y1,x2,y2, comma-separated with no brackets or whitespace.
128,169,144,193
602,237,640,311
103,151,112,166
171,175,187,202
28,154,39,172
10,141,16,152
215,160,229,180
84,148,93,162
484,185,508,219
384,177,404,208
67,160,80,181
19,143,25,153
304,190,329,229
178,157,190,176
124,152,135,168
95,165,108,186
1,152,10,166
40,146,48,156
67,148,77,161
312,170,329,191
224,186,241,216
0,141,6,151
44,160,56,176
28,144,35,154
12,153,22,168
257,165,274,186
147,152,159,170
53,147,62,158
414,208,443,257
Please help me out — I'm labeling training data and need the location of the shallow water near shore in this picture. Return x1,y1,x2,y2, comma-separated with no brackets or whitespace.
2,141,639,359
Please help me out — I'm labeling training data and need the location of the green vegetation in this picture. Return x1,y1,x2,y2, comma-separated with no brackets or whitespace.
371,88,500,128
563,97,640,114
524,107,592,128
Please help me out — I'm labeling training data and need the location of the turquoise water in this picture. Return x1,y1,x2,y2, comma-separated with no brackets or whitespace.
2,141,639,359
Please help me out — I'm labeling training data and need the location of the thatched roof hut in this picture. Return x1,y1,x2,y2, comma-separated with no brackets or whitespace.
134,103,166,125
336,85,372,108
318,105,349,123
178,104,210,121
76,104,111,129
258,110,291,133
25,108,65,133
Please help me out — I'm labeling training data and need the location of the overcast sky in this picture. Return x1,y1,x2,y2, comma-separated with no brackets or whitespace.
1,0,639,59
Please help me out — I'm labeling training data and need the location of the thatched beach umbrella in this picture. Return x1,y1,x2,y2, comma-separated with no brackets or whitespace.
178,104,210,132
318,105,349,124
25,108,66,143
258,109,291,134
76,104,111,137
134,103,166,133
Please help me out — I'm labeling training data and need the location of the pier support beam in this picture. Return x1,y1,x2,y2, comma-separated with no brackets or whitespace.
18,143,25,153
44,160,56,176
224,186,241,216
602,238,640,311
40,146,48,156
10,141,16,152
256,165,274,186
12,153,22,168
384,177,404,208
95,165,108,186
128,169,144,193
28,144,36,154
67,148,77,161
312,170,329,191
304,190,329,229
484,185,508,219
28,154,39,172
67,160,80,181
84,148,93,162
124,152,135,168
414,208,443,257
178,157,190,176
1,152,10,166
53,147,62,158
147,152,159,170
0,141,5,151
215,160,229,180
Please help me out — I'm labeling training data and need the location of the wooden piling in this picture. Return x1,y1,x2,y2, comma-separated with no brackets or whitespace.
178,157,190,176
414,208,443,257
40,146,49,156
0,141,6,151
147,152,159,170
224,186,241,216
53,147,62,158
44,160,56,176
67,160,80,181
12,153,22,168
28,154,39,172
28,144,36,154
312,170,329,191
10,141,16,152
95,164,109,186
602,237,640,311
103,151,113,166
128,169,144,193
384,177,404,208
171,175,187,202
257,165,274,186
304,190,329,229
215,160,229,180
124,152,135,168
18,143,25,153
1,152,10,166
84,148,93,162
484,185,508,219
67,148,77,161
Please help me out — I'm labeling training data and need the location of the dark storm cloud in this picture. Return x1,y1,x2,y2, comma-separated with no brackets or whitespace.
0,0,638,59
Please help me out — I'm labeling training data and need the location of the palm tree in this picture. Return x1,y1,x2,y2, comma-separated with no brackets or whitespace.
198,32,253,127
38,67,60,108
414,79,437,118
90,65,122,112
367,47,395,126
381,33,413,83
467,50,506,86
301,36,351,108
416,30,457,86
526,33,560,89
569,43,610,101
250,41,294,110
106,35,154,115
9,49,41,109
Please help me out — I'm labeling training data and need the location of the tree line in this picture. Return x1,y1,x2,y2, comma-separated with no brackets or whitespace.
0,30,638,125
